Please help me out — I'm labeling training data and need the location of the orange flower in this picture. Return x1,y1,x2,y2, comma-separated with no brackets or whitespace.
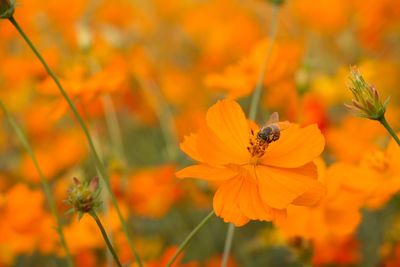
176,99,325,226
326,116,385,163
127,165,181,218
312,237,360,266
182,0,261,69
205,38,303,99
345,136,400,209
63,215,103,254
0,185,58,259
277,160,370,243
20,130,86,183
289,0,350,34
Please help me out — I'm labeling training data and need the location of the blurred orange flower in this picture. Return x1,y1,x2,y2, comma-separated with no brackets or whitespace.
205,38,302,99
127,165,181,218
37,61,128,119
326,116,385,163
20,130,86,183
289,0,350,34
64,215,103,255
312,237,360,266
344,136,400,209
278,160,370,243
0,184,58,261
177,99,325,226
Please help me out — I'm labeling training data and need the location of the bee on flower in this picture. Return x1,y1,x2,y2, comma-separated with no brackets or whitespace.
176,99,326,226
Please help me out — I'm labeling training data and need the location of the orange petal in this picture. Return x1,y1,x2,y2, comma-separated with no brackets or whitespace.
206,99,250,161
213,177,250,226
292,180,326,206
261,124,325,168
325,207,361,237
366,176,400,209
236,177,274,221
327,162,379,195
257,162,320,209
180,133,202,162
197,123,248,165
175,164,237,181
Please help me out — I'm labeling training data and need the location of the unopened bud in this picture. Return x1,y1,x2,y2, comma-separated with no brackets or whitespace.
345,66,389,120
65,176,102,220
0,0,15,19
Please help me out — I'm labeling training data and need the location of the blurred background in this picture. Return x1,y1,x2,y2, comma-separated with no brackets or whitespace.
1,0,400,266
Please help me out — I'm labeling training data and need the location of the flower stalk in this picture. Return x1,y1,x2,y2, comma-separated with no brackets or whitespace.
8,15,142,266
66,177,122,267
221,223,235,267
90,211,123,267
169,3,282,267
166,211,215,267
0,101,74,267
248,4,280,121
378,116,400,146
221,4,281,267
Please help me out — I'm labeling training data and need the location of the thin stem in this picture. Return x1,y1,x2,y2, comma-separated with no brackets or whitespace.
166,211,215,267
248,4,280,121
100,96,120,267
101,95,126,165
220,4,281,266
8,16,143,267
220,223,235,267
141,80,179,161
0,101,74,267
90,211,122,267
378,115,400,146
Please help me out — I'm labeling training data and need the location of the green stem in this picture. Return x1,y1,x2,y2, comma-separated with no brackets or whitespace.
102,95,126,166
0,101,74,267
90,211,122,267
166,211,215,267
220,223,235,267
8,16,143,267
248,4,280,121
220,4,281,265
378,115,400,146
141,81,179,161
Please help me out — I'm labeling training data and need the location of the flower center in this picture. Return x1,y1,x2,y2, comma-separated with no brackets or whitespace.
247,128,269,160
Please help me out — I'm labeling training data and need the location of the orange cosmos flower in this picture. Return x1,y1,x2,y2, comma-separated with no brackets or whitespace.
343,136,400,210
0,185,58,258
127,165,181,218
312,237,360,266
205,38,303,99
277,160,370,243
288,0,350,34
176,99,325,226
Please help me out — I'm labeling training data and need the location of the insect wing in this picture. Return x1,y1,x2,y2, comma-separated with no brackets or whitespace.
266,112,279,125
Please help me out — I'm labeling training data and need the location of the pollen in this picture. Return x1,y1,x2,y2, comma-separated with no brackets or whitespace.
247,128,268,158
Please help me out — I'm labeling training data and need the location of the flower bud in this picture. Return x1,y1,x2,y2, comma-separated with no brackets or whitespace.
65,176,102,220
0,0,15,19
345,66,389,120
